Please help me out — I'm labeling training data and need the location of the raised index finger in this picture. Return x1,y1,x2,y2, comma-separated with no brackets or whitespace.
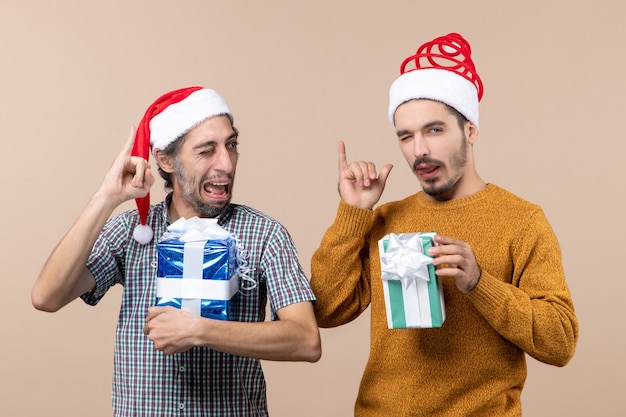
110,126,137,170
123,125,138,155
338,140,348,171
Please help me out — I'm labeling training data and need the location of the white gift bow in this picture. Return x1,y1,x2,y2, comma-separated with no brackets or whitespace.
164,216,231,242
380,233,433,290
161,216,257,292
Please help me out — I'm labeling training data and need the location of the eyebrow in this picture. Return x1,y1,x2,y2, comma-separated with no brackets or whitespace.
396,120,446,137
192,131,239,150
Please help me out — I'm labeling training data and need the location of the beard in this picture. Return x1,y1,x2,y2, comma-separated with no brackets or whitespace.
413,134,468,198
173,159,231,218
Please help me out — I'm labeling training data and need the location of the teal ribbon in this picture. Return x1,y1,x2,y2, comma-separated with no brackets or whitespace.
382,239,407,328
421,236,444,327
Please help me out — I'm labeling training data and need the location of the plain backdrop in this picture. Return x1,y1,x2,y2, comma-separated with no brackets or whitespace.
1,1,624,416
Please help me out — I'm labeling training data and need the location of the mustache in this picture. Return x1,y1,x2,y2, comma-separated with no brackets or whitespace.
200,172,233,183
412,157,444,171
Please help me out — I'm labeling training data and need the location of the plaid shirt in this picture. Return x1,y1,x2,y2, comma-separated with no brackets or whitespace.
82,194,315,416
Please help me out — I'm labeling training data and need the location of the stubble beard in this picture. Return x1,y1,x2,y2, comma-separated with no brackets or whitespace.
416,134,468,198
174,160,231,218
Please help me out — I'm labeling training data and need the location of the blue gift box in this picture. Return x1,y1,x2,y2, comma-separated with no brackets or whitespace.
156,234,239,320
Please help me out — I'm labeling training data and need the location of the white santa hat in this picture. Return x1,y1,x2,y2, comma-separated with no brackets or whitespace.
131,86,232,244
388,33,484,127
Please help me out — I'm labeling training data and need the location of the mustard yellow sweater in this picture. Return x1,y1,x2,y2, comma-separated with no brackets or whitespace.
311,184,578,417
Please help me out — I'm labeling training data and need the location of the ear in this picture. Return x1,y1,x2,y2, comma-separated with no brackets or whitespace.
466,122,479,145
154,149,174,174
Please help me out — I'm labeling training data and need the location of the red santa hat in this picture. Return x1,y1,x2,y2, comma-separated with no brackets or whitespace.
131,86,232,244
388,33,484,127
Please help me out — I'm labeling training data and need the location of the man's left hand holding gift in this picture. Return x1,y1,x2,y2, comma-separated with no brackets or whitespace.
144,302,318,358
429,234,482,294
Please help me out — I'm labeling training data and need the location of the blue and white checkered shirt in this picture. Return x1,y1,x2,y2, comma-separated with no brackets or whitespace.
82,194,315,416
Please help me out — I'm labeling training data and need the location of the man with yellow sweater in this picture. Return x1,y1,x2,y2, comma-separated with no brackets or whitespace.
310,33,578,416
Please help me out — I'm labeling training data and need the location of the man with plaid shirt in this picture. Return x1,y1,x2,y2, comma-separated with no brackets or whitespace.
32,87,321,416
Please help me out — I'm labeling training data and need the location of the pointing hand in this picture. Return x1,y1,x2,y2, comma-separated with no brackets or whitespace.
337,141,393,210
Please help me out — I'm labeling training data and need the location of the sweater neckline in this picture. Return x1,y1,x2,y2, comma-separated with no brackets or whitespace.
413,183,497,209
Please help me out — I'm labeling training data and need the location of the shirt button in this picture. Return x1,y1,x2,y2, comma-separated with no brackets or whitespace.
179,403,185,410
179,366,186,372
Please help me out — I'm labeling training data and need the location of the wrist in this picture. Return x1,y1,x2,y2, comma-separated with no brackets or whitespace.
468,268,482,292
90,189,124,210
190,315,210,347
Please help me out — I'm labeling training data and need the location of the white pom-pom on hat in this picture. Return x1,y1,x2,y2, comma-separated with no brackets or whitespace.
130,86,232,244
132,224,154,245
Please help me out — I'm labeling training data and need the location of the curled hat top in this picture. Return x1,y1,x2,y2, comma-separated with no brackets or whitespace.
388,33,484,127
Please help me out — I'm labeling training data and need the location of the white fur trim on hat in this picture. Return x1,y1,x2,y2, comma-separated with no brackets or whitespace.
150,88,231,152
388,68,479,128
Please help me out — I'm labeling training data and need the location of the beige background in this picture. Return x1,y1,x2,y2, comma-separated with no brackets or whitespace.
1,1,624,416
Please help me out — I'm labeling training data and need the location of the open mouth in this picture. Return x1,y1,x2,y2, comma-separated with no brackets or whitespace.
203,181,230,200
416,164,440,179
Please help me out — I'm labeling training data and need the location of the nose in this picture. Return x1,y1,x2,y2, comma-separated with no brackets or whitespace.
213,145,235,173
413,134,429,158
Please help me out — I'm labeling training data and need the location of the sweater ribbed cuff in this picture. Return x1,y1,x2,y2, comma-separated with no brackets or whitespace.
465,270,507,311
331,200,375,237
